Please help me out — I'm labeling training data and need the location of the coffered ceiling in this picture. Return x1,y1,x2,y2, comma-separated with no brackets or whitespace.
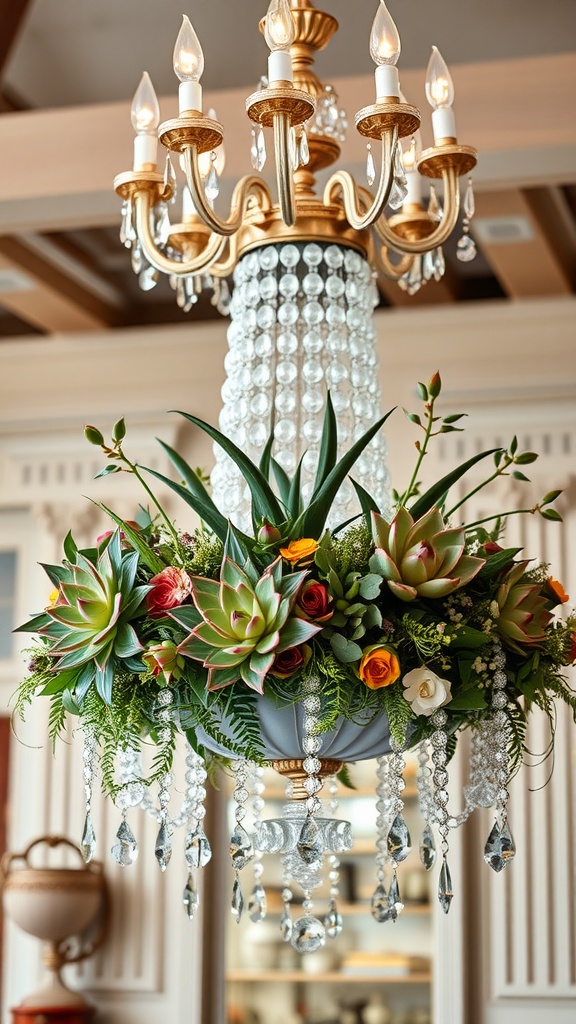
0,0,575,338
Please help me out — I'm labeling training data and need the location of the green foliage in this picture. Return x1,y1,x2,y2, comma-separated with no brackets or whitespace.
381,683,415,746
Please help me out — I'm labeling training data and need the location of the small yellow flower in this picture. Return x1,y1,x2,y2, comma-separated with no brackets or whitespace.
47,588,60,608
279,538,319,565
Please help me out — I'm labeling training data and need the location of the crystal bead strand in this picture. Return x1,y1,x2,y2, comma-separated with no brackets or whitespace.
248,764,267,923
324,776,343,939
431,708,453,913
230,760,255,923
291,675,327,953
416,741,437,871
183,747,211,920
456,176,477,262
385,739,411,921
371,755,393,921
484,643,516,872
80,730,97,863
155,770,174,871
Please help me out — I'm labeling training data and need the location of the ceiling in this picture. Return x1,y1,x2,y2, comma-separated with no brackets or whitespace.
0,0,575,337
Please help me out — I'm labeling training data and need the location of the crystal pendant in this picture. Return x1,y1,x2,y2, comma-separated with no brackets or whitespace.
152,202,171,246
422,249,435,282
248,883,267,923
230,824,254,871
163,152,177,203
291,915,326,954
119,200,134,247
387,813,412,863
366,144,376,187
139,265,159,292
131,243,143,275
231,875,244,923
297,816,324,865
299,130,310,167
111,820,138,867
388,145,408,209
457,234,477,262
419,825,436,871
183,873,200,920
324,899,343,939
464,177,475,220
427,184,442,222
81,812,96,863
384,872,404,923
252,126,266,172
205,166,220,202
433,246,446,280
185,826,212,869
371,883,389,923
483,820,516,872
155,822,172,872
438,857,453,914
280,905,293,941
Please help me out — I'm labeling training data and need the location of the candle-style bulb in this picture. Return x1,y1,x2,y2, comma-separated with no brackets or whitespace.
131,72,160,135
264,0,295,52
370,1,401,66
426,46,454,109
173,14,204,82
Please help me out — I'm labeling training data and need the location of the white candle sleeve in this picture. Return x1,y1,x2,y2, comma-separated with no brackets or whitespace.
375,65,399,100
404,170,422,206
268,50,293,84
133,134,158,170
432,106,456,142
179,81,203,114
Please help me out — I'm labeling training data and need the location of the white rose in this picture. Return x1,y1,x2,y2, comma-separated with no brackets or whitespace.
402,666,452,717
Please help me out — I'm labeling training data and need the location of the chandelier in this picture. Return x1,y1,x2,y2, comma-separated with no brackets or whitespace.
21,0,575,975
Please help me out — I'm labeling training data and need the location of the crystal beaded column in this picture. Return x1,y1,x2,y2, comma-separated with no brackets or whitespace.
230,760,255,923
211,241,391,530
483,642,516,872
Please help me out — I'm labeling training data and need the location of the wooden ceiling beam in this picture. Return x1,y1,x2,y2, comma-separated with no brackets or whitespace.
472,189,574,298
0,0,33,78
0,236,118,333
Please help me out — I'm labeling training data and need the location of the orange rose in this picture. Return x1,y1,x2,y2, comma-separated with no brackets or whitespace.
279,538,319,565
544,577,570,605
358,644,401,690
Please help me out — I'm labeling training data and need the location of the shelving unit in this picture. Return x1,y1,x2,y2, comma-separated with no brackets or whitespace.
224,759,434,1024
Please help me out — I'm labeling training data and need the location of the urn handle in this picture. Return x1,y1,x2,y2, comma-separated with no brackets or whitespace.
1,834,103,878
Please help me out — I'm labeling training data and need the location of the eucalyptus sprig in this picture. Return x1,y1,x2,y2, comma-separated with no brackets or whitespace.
85,418,182,554
397,371,467,506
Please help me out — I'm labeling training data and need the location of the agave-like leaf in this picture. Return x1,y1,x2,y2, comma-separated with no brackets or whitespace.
293,407,395,539
171,410,286,526
311,392,338,499
93,502,165,574
141,468,234,546
350,478,381,524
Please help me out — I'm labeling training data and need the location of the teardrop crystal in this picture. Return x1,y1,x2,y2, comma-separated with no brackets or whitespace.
230,824,254,871
324,899,343,939
387,813,412,862
422,249,435,282
280,905,293,941
299,130,310,167
297,816,324,865
185,826,212,869
291,915,326,954
420,825,437,871
255,126,267,172
427,184,442,222
139,265,159,292
205,166,220,202
370,882,389,923
248,883,267,923
155,822,172,872
183,873,200,920
81,813,96,863
433,246,446,280
464,177,475,220
438,856,453,914
483,820,516,872
111,819,138,867
387,872,404,921
231,875,244,923
366,144,376,187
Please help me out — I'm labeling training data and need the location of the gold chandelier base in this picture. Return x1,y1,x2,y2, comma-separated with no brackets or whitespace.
234,194,373,261
272,758,343,799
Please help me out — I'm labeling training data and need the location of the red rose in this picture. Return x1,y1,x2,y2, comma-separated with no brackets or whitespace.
146,566,193,616
270,646,305,678
296,581,333,623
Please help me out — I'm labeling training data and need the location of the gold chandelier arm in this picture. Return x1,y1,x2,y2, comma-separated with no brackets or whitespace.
322,128,397,232
182,147,273,237
273,112,296,227
373,166,461,254
208,233,238,279
134,191,227,276
377,247,414,280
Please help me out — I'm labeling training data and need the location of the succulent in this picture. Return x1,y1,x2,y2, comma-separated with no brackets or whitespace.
179,556,321,692
370,507,485,602
496,561,553,655
18,531,149,703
